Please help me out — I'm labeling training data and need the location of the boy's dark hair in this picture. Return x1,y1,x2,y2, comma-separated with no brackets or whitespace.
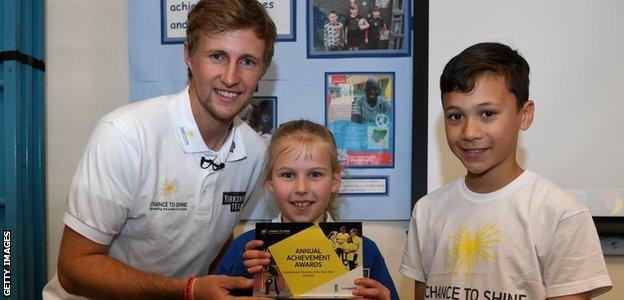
371,5,380,12
440,42,530,108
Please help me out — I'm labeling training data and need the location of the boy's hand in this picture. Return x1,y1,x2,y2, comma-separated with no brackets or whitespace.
352,278,391,300
242,240,271,274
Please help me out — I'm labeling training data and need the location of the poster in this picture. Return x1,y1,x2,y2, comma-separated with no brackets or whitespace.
326,72,394,168
161,0,295,43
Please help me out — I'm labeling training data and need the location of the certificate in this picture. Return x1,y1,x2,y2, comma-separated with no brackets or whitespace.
254,222,363,298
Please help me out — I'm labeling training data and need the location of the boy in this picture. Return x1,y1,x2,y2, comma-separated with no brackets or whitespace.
365,5,386,50
400,42,612,299
323,11,344,51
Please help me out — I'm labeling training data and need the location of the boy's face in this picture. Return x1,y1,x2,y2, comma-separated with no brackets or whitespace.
372,11,380,18
442,74,534,184
328,13,338,24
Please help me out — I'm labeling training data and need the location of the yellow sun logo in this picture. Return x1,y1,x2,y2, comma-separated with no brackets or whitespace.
186,130,195,140
160,180,179,200
447,222,500,282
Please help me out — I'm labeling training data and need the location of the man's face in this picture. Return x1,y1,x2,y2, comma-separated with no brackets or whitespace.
365,80,381,100
184,28,266,124
442,74,533,189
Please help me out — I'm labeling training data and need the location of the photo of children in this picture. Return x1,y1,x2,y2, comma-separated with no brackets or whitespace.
326,72,394,167
308,0,410,58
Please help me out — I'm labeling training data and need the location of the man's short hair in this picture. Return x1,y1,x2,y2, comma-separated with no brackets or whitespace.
185,0,277,76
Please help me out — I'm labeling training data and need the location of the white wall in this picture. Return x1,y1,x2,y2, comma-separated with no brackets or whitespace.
45,0,129,280
45,1,622,299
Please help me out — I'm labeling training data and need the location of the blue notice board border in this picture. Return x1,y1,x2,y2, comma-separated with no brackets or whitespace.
161,0,296,44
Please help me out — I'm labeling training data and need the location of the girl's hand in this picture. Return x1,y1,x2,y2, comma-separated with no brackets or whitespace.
352,278,391,300
242,239,271,274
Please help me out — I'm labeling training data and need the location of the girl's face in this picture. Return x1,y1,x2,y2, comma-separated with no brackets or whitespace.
267,140,341,223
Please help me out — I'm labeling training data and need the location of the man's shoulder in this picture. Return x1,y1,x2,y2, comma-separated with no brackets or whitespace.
100,93,175,127
233,118,267,157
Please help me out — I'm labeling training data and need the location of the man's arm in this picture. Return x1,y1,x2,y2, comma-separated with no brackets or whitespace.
414,281,425,300
57,226,254,299
351,97,365,123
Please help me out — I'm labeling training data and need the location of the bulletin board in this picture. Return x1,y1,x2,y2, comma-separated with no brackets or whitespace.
129,0,427,220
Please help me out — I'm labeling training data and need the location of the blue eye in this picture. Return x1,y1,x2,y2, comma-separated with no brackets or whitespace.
209,53,226,64
240,58,259,70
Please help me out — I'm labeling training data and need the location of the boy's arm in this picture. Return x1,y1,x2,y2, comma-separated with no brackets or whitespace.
547,291,590,300
58,226,253,299
414,281,425,300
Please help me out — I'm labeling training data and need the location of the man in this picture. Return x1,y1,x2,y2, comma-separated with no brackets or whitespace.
43,0,276,298
351,77,392,124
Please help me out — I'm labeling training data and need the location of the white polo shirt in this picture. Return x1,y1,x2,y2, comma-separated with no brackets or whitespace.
63,87,267,278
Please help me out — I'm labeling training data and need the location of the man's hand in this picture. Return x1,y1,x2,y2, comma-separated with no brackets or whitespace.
352,278,391,300
192,275,261,299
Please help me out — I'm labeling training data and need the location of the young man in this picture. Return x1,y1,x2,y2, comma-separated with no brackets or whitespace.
400,42,612,299
351,77,392,124
43,0,276,298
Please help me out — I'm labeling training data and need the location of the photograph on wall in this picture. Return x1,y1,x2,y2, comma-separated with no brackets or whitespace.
307,0,410,58
238,96,277,141
325,72,394,168
161,0,295,43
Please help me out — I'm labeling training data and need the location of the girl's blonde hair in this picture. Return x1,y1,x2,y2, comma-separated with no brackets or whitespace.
264,120,342,220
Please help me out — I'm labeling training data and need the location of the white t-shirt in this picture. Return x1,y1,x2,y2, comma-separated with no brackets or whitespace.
44,87,267,297
400,170,612,299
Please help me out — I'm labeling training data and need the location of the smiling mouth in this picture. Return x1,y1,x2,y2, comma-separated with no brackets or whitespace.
290,201,314,208
463,148,488,153
214,89,240,99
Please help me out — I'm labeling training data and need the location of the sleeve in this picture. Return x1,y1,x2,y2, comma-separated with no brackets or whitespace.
64,121,140,245
543,211,612,298
364,237,400,300
351,96,363,116
399,202,427,282
215,230,255,278
323,24,329,47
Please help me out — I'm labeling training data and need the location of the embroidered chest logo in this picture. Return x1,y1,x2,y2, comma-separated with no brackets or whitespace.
222,192,245,212
447,222,501,283
149,179,188,211
179,127,197,146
